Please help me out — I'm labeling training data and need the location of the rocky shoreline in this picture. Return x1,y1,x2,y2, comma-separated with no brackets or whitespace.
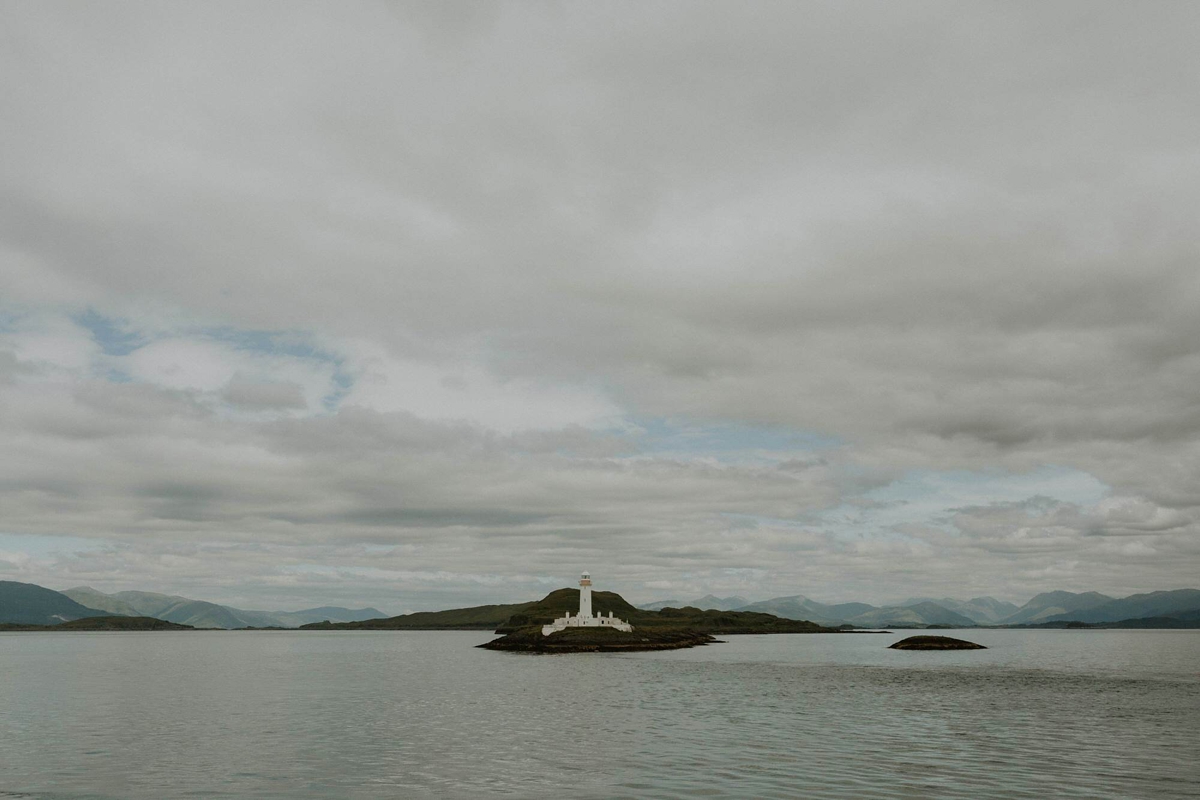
478,626,721,653
889,635,986,650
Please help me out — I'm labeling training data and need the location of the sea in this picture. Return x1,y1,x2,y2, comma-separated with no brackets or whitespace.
1,628,1197,799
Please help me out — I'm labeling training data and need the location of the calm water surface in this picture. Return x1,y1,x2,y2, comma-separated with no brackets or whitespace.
1,629,1197,799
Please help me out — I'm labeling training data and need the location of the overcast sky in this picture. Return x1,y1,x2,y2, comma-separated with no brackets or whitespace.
2,1,1198,613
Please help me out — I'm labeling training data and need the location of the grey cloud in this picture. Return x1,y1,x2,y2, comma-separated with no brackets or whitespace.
0,350,37,383
223,376,307,410
1,2,1199,607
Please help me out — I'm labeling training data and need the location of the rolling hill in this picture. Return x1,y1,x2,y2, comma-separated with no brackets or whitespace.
0,615,195,632
682,595,749,611
495,589,831,635
901,596,1019,624
639,595,751,612
60,586,143,617
301,600,535,630
63,587,387,629
734,595,875,626
0,581,108,625
637,598,684,611
1042,589,1200,624
1000,591,1115,624
308,588,834,635
845,602,976,628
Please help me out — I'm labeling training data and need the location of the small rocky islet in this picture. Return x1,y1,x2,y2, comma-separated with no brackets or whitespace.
889,635,986,650
475,581,842,653
478,626,720,653
306,578,874,653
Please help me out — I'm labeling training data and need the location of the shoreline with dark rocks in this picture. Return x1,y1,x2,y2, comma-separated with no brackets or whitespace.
889,635,986,650
478,626,722,653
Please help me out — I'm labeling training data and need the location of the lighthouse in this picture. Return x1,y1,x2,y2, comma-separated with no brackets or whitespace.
541,571,633,636
578,571,593,618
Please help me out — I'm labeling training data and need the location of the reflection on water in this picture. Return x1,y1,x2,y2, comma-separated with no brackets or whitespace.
1,629,1197,799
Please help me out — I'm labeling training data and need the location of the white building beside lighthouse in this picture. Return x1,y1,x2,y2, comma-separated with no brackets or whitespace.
541,571,634,636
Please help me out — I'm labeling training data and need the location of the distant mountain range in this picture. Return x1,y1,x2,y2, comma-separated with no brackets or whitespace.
639,594,749,612
731,596,877,627
60,587,388,629
900,596,1021,623
1000,591,1115,624
6,579,1200,630
1040,589,1200,624
638,588,1200,628
0,581,387,629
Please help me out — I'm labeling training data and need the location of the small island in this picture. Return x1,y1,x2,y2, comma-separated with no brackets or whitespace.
889,635,986,650
479,626,719,653
477,572,839,653
0,615,195,632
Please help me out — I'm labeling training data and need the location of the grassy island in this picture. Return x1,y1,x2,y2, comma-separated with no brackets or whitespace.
0,615,195,632
495,588,833,635
302,587,847,652
479,588,841,652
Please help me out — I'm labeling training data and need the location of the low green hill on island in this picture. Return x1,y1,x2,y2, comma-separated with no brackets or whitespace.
480,589,836,652
303,588,836,647
301,600,535,630
493,588,832,635
0,615,195,632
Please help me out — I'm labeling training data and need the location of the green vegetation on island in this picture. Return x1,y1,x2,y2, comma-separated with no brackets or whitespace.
494,588,833,635
478,626,720,653
889,635,986,650
478,589,838,652
302,587,838,645
0,615,195,632
300,601,534,630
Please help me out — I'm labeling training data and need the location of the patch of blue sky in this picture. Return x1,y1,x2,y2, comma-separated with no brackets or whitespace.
626,416,840,463
73,308,146,356
865,466,1108,515
199,325,355,412
200,325,338,362
0,532,102,557
720,465,1109,547
71,311,357,412
280,564,340,576
73,311,345,373
100,366,135,383
321,368,355,412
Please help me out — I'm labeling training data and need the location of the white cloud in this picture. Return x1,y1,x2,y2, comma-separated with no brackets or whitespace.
119,337,336,413
339,339,620,432
2,313,98,373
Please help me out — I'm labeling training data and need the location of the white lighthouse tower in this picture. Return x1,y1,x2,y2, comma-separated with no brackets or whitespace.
541,571,633,636
578,571,593,619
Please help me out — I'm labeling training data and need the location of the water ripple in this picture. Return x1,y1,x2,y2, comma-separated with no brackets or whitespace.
1,630,1197,798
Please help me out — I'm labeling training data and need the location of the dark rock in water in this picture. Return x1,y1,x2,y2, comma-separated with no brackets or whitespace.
478,625,718,653
889,635,986,650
